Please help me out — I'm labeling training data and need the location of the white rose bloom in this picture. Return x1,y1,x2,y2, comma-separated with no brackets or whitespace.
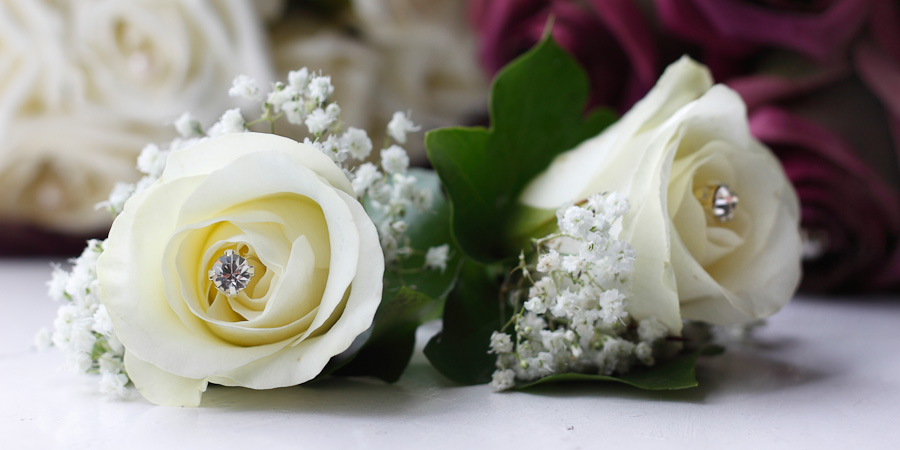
97,133,384,407
521,57,802,333
0,0,272,233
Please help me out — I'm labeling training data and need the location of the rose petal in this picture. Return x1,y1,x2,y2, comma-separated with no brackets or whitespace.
209,190,383,389
161,133,354,196
124,351,208,407
99,175,293,379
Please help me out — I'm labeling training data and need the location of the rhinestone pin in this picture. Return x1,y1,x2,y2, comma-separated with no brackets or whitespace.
208,249,254,297
710,184,739,223
696,183,739,224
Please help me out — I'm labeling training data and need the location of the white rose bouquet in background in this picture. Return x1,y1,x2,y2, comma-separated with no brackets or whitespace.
0,0,271,239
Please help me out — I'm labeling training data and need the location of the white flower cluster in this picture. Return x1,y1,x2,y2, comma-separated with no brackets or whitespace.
40,240,129,398
98,69,448,272
49,68,451,397
240,69,443,269
489,193,669,392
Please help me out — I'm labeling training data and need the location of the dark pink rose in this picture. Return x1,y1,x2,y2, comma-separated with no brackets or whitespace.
854,0,900,181
655,0,872,78
750,108,900,292
468,0,658,112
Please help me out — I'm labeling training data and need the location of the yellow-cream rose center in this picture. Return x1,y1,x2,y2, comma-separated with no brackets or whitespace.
164,193,334,345
668,141,749,270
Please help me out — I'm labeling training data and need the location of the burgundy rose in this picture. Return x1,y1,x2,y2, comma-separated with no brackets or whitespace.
468,0,658,112
655,0,872,78
854,0,900,180
750,108,900,292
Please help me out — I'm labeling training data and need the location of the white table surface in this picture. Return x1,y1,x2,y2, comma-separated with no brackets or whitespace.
2,258,899,449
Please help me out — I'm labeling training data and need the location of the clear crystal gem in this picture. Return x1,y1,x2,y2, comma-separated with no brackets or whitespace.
710,184,739,223
208,249,254,297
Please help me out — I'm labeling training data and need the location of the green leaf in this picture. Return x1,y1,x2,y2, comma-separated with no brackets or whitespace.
516,346,725,391
334,169,462,382
423,261,508,385
426,37,617,264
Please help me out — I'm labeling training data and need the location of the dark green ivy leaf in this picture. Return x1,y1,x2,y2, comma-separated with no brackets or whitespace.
516,346,725,391
425,36,616,264
423,261,509,385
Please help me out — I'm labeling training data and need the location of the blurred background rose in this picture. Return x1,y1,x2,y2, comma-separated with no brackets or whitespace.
0,0,487,255
270,0,488,158
0,0,272,255
469,0,900,292
3,0,897,293
469,0,658,112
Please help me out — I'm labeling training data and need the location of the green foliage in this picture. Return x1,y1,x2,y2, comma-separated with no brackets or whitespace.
423,261,507,385
426,37,616,264
516,346,724,391
335,169,461,382
422,36,719,392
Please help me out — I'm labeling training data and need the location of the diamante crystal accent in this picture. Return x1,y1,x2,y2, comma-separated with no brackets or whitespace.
710,184,739,223
208,249,254,297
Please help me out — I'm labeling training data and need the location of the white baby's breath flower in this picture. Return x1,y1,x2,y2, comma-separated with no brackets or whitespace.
424,244,450,272
66,351,93,374
326,103,341,120
635,342,654,365
559,206,593,238
288,68,310,91
342,127,373,161
386,111,421,144
228,75,262,101
637,317,668,343
524,297,547,314
98,370,130,398
34,327,53,350
412,188,433,211
173,112,202,138
266,83,295,112
351,163,381,197
47,264,70,301
380,145,409,174
136,144,168,178
92,305,114,337
317,135,348,163
307,75,334,105
97,182,135,216
597,289,627,324
536,250,560,273
489,331,513,354
305,108,334,135
209,108,247,137
491,369,517,392
282,100,305,125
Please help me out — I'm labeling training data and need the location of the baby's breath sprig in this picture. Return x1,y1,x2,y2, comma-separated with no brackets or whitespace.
489,192,671,391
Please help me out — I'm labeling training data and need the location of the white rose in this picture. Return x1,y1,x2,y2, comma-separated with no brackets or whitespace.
521,57,802,333
0,0,272,233
97,133,383,407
